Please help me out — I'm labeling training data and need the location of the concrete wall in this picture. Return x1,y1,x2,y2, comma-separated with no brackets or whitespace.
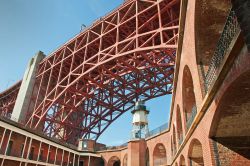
12,51,45,123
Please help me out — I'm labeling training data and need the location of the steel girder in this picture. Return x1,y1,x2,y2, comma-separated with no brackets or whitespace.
24,0,180,144
0,81,21,119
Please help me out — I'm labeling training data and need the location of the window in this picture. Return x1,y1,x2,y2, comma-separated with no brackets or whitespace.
83,141,88,149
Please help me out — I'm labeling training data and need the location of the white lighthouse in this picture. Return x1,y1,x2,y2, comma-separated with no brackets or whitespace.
131,100,149,139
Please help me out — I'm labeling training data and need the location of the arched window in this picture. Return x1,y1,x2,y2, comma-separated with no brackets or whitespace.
153,143,167,166
182,66,197,131
188,139,204,166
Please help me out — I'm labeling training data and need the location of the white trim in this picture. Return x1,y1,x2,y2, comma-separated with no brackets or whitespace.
0,154,60,166
0,120,101,158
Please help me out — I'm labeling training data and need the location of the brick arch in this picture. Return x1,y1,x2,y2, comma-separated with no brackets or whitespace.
179,155,186,166
107,156,121,166
153,143,167,166
182,65,197,130
176,104,184,146
188,138,204,166
209,69,250,163
195,0,231,68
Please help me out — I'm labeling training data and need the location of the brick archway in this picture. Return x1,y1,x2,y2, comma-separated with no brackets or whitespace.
188,139,204,166
179,155,186,166
209,70,250,165
182,65,197,131
107,156,121,166
153,143,167,166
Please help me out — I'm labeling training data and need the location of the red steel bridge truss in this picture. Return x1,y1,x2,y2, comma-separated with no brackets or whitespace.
0,0,180,144
0,81,21,119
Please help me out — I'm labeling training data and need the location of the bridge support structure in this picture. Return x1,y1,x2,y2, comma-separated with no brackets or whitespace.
12,52,45,123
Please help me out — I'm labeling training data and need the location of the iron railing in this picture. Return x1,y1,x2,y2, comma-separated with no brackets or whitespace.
204,9,239,92
95,142,128,151
186,106,197,131
145,123,169,138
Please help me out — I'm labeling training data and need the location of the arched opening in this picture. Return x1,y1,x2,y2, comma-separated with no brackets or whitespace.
209,71,250,164
180,155,186,166
107,156,121,166
188,139,204,166
182,66,197,131
173,125,177,154
113,161,120,166
146,148,150,166
93,157,105,166
123,154,128,166
195,0,231,71
176,105,184,146
153,143,167,166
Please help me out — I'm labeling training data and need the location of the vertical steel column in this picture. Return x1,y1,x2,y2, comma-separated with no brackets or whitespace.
22,136,28,158
46,145,51,163
73,154,76,166
37,141,42,161
4,130,12,155
0,159,5,166
88,155,91,166
26,138,32,159
0,128,6,153
67,152,70,166
61,150,64,166
54,147,58,165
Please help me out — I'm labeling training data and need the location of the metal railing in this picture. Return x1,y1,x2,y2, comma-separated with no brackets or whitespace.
145,123,169,138
204,9,239,93
186,106,197,131
95,142,128,151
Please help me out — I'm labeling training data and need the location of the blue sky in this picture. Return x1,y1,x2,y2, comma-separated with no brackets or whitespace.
0,0,171,146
